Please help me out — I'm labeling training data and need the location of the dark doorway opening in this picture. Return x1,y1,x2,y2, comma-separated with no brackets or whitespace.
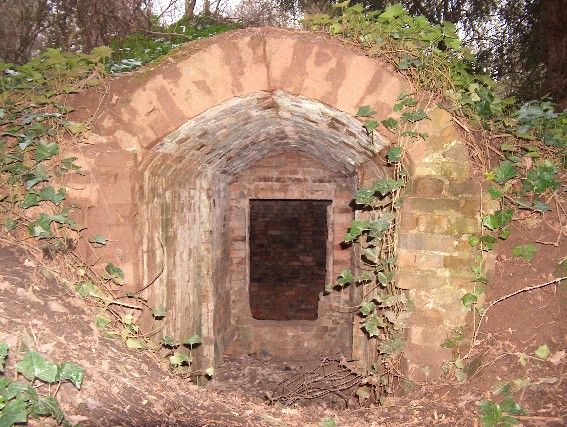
249,199,331,321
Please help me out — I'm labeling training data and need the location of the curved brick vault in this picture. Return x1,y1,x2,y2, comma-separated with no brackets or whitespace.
67,27,483,380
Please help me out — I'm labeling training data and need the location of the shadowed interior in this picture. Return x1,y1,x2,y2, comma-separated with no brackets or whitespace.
249,199,332,321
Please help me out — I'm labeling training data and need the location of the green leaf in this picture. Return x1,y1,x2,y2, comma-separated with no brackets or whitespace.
500,396,524,416
32,396,64,422
27,213,52,239
518,353,528,366
56,362,84,389
0,399,28,426
88,235,107,245
488,186,504,200
169,352,190,366
512,243,538,261
488,160,517,184
381,117,398,130
482,209,513,230
468,235,480,247
363,119,378,133
362,314,382,337
125,338,145,350
161,336,177,347
387,146,403,163
379,336,404,355
64,121,86,135
121,313,134,325
359,301,375,316
182,335,202,347
372,178,405,196
15,351,58,383
320,417,337,427
0,343,7,373
462,293,478,310
401,110,428,122
356,105,376,117
479,400,502,427
534,344,550,359
38,186,65,205
95,315,111,329
89,46,113,62
74,281,98,298
4,219,17,231
499,228,511,240
532,200,550,212
104,263,124,285
35,141,59,162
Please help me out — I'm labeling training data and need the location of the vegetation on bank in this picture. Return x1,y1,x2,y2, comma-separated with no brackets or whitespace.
0,3,565,425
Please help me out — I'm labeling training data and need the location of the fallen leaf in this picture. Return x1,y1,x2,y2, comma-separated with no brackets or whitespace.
548,350,565,365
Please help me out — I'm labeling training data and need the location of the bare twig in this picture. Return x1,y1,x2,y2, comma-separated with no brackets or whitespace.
465,276,567,359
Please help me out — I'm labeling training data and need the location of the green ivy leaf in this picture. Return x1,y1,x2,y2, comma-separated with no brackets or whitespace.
169,352,191,366
182,335,202,347
0,342,8,373
359,301,375,316
372,178,405,196
534,344,550,359
27,213,52,239
488,160,517,184
56,362,84,389
105,263,124,285
88,235,107,245
363,119,378,133
379,336,404,355
32,396,64,422
362,314,382,337
125,338,145,350
381,117,398,130
320,417,337,427
532,200,550,212
35,141,59,162
401,110,428,122
482,209,513,230
74,281,98,298
356,105,376,117
479,400,502,427
500,396,524,416
488,186,504,199
161,336,177,347
95,315,111,330
512,243,538,261
387,146,403,163
63,121,86,135
462,293,478,310
0,399,28,426
15,351,58,383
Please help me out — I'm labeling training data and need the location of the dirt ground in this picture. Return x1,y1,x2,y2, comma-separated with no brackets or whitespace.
0,205,565,426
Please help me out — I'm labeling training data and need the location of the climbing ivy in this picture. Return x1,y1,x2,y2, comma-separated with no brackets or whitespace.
310,0,565,399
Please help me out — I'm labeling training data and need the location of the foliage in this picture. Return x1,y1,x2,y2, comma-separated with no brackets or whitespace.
0,343,83,427
107,20,238,73
0,16,226,397
325,93,430,400
479,381,524,427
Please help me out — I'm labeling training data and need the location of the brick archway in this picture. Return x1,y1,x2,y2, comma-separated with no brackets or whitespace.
68,28,482,379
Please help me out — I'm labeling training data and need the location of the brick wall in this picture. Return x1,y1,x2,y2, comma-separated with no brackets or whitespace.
249,199,331,321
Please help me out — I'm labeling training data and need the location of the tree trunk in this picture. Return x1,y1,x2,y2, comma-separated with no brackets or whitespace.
542,0,567,110
185,0,197,19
